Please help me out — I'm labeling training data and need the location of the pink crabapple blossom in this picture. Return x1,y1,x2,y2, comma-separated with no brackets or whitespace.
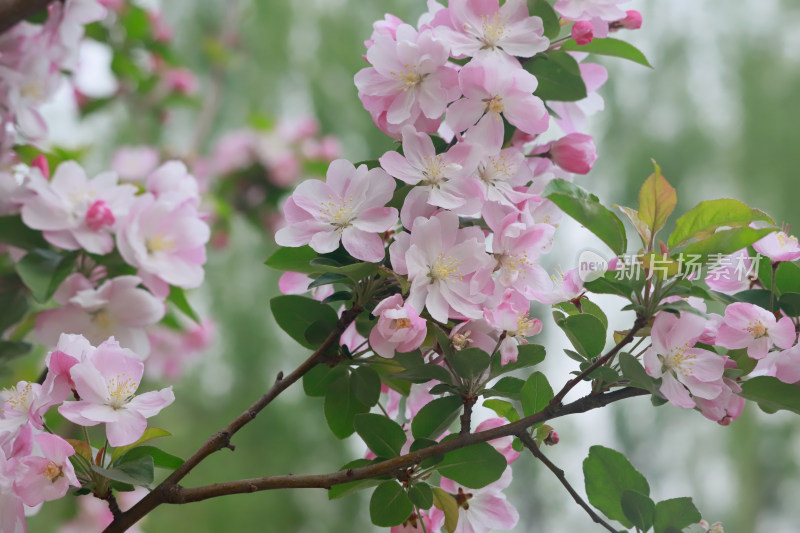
369,294,427,358
432,468,519,533
554,0,629,22
58,337,175,447
21,160,137,255
484,289,543,365
392,211,495,323
572,21,595,45
14,433,79,508
643,312,726,409
545,133,598,175
752,230,800,263
436,0,549,62
275,159,398,263
35,274,166,357
715,302,796,359
475,418,519,464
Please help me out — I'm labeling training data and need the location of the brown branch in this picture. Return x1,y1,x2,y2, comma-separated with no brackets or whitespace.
113,387,648,514
518,431,619,533
549,315,646,408
459,394,476,435
0,0,57,35
102,304,362,533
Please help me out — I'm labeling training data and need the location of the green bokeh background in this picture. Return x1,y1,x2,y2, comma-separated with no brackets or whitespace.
21,0,800,531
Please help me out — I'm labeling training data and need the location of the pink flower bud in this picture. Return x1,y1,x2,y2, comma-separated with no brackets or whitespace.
84,200,115,231
31,154,49,179
547,133,598,174
619,10,643,30
544,430,559,446
571,21,594,45
368,294,427,358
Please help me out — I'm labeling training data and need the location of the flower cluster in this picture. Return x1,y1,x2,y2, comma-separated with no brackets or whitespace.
0,334,173,531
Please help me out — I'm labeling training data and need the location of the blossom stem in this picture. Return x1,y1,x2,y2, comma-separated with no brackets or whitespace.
416,506,429,533
519,431,618,533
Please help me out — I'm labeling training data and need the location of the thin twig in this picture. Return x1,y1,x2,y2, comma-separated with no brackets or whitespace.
102,304,362,533
518,431,618,533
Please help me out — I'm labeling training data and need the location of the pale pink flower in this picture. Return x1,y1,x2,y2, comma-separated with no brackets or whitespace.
433,468,519,533
526,267,584,304
483,290,542,365
752,231,800,262
355,24,459,127
643,312,725,409
162,68,198,95
615,9,642,30
275,159,397,263
379,125,480,226
437,0,549,62
450,319,499,354
58,338,174,447
111,146,160,182
43,333,95,395
549,61,608,134
369,294,427,358
447,59,548,153
554,0,629,22
475,418,519,464
0,381,62,447
394,211,495,323
14,433,79,507
483,201,553,296
704,249,753,295
21,161,137,254
0,448,25,533
546,133,598,174
116,194,210,296
58,487,147,533
35,274,165,357
277,272,334,302
0,50,61,138
144,319,214,381
694,376,744,426
715,302,796,359
474,147,534,206
146,160,200,206
391,511,438,533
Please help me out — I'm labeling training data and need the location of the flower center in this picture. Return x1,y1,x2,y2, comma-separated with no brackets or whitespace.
478,13,507,49
515,313,536,337
391,317,412,330
321,196,356,232
43,461,64,482
660,343,696,375
107,374,136,410
747,320,768,338
391,65,425,92
776,232,798,249
429,253,461,282
92,310,114,332
485,95,505,115
147,233,176,253
452,331,472,351
478,154,513,185
421,156,446,186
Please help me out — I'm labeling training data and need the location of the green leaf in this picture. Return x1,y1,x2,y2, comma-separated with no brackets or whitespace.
733,289,775,312
354,413,406,458
391,363,454,385
0,216,48,250
779,292,800,317
167,286,201,324
584,272,642,298
265,246,318,273
114,446,183,470
408,482,434,510
483,399,520,422
526,51,588,102
583,445,650,528
545,179,627,255
308,272,348,289
411,396,463,440
15,249,79,303
432,487,460,533
561,37,653,67
0,282,27,334
668,199,774,248
0,341,31,363
111,428,171,462
489,343,546,377
270,295,338,349
621,490,656,531
528,0,560,39
308,257,378,281
556,313,607,358
328,459,384,499
683,227,774,264
324,374,369,439
616,205,652,247
303,364,346,397
122,5,152,40
740,376,800,415
638,161,677,236
618,353,659,395
370,481,413,527
653,497,702,533
579,298,609,330
520,371,554,418
92,455,155,486
436,442,507,488
448,348,491,382
351,365,382,407
776,261,800,294
483,376,525,400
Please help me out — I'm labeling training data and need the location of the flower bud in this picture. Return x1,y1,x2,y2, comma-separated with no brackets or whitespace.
547,133,598,175
619,10,643,30
571,21,594,46
544,430,559,446
31,154,49,179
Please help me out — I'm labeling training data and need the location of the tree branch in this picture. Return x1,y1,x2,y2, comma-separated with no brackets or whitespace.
518,431,619,533
0,0,56,35
104,386,646,526
102,304,362,533
549,315,646,408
